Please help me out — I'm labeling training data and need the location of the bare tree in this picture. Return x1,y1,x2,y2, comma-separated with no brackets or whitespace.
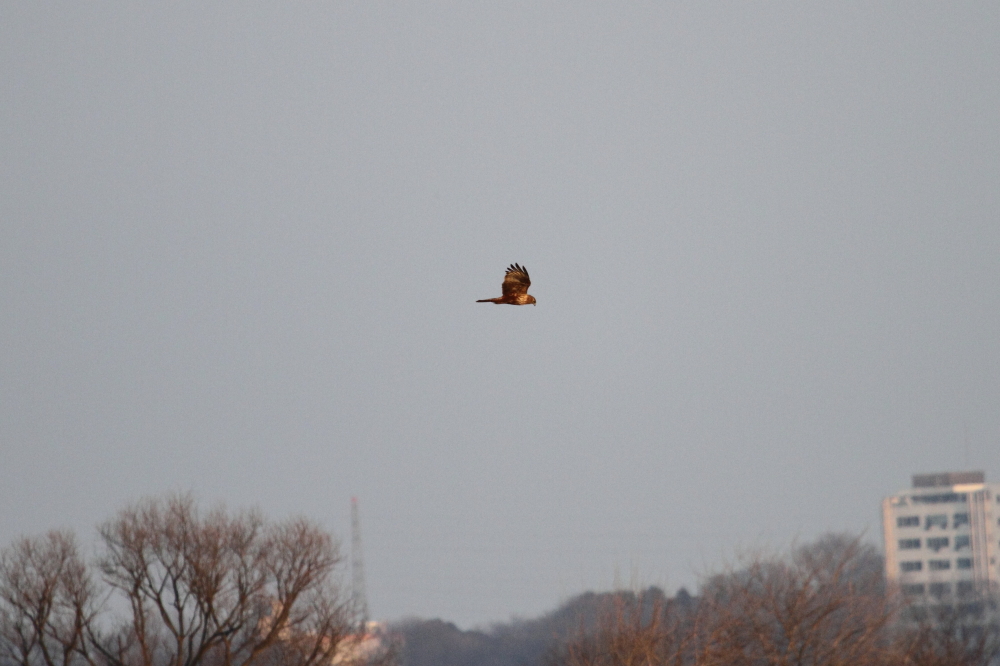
551,590,693,666
697,536,897,666
551,535,903,666
0,530,99,666
0,496,395,666
89,494,356,666
888,595,1000,666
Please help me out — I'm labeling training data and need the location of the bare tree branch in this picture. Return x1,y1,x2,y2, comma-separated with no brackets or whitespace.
90,494,360,666
0,530,99,666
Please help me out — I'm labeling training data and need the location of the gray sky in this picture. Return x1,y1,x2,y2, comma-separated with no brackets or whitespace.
2,3,999,628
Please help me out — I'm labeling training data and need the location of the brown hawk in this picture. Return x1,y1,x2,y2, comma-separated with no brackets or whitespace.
476,263,536,305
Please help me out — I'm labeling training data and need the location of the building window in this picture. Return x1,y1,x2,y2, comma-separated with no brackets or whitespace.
927,537,949,552
953,513,970,528
925,514,947,530
928,560,951,571
913,493,967,504
897,516,920,528
955,535,970,550
929,582,952,598
899,538,921,550
902,584,925,595
900,561,923,573
957,581,975,597
956,558,973,569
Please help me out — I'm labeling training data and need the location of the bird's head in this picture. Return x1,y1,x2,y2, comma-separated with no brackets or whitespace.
527,295,537,305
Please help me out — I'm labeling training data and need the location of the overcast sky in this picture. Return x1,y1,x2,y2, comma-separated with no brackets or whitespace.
2,3,999,628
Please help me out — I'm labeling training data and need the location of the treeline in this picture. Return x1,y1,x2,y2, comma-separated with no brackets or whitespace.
395,587,648,666
550,534,1000,666
399,535,1000,666
0,494,394,666
5,496,1000,666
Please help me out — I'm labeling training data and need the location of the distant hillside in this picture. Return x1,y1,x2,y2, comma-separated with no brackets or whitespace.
394,586,689,666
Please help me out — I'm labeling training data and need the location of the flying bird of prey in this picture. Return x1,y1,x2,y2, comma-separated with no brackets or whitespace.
477,263,536,305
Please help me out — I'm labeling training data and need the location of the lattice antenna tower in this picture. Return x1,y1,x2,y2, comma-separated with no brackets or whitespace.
350,496,369,624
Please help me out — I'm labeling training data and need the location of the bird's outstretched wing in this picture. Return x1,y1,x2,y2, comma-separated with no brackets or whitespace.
501,264,530,298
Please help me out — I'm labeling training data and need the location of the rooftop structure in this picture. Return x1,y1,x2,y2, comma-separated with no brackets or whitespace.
912,471,985,488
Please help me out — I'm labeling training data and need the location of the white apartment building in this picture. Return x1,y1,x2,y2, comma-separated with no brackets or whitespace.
882,471,1000,599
